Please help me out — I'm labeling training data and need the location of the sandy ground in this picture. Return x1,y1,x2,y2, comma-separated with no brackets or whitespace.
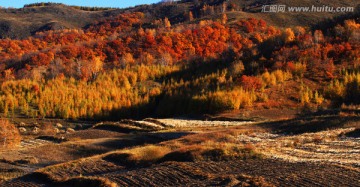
157,119,254,127
237,128,360,167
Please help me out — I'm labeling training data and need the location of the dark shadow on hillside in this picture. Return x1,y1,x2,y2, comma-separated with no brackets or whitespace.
63,135,163,158
94,131,193,150
311,5,360,33
257,115,360,135
345,128,360,138
98,51,240,120
92,123,150,133
158,52,234,82
92,136,161,150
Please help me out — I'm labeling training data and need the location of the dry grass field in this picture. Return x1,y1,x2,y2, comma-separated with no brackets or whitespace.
0,112,359,187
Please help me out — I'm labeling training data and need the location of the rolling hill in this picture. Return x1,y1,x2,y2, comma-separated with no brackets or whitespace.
0,0,358,39
0,0,358,120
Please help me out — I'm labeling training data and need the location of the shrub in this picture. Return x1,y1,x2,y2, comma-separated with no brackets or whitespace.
240,75,263,91
287,62,306,78
313,91,324,105
0,119,21,148
325,79,344,100
40,123,57,135
229,60,245,76
261,71,276,86
300,85,324,106
128,145,171,162
344,73,360,104
325,72,360,105
193,87,257,112
107,145,172,166
261,70,292,88
273,69,292,83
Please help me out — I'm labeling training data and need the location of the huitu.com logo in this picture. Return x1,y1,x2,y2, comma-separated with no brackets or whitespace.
262,5,354,13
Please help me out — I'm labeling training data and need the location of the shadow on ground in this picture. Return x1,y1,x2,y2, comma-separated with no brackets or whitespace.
257,116,360,134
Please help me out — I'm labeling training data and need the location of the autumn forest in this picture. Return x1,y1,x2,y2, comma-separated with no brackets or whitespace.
0,1,359,120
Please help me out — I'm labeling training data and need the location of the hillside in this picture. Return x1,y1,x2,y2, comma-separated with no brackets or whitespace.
0,0,358,39
0,4,126,39
0,0,358,120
